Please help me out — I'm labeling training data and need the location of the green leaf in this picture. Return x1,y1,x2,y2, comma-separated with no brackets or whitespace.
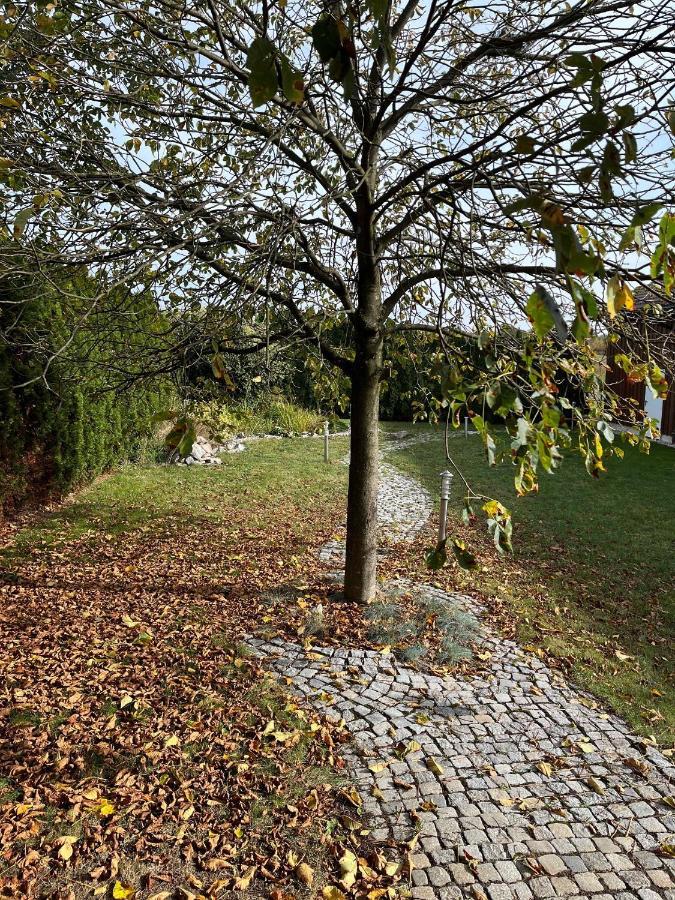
513,135,536,154
425,540,447,571
597,420,614,443
615,104,636,128
151,409,180,424
452,539,477,571
648,364,668,400
602,140,622,177
622,131,637,164
578,110,609,137
526,288,555,341
366,0,389,26
571,314,590,343
280,57,304,105
312,17,342,63
13,208,32,241
631,202,664,228
177,423,197,458
247,37,278,107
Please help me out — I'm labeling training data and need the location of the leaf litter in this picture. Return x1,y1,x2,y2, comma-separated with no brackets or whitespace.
0,493,407,898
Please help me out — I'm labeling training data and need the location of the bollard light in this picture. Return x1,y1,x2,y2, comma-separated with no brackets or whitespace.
438,469,453,543
464,416,469,438
324,420,330,463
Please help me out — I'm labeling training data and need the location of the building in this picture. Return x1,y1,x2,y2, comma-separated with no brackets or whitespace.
605,285,675,442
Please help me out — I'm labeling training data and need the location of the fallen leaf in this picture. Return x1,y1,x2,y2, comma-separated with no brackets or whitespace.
425,757,444,776
296,862,314,886
234,865,256,890
322,888,347,900
339,849,358,888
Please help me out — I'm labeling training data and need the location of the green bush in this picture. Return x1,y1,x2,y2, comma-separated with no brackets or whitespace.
185,396,341,440
0,267,171,515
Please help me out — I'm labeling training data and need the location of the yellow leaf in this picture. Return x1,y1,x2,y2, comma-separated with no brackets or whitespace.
537,762,553,777
234,865,256,890
339,849,358,888
614,650,631,662
119,695,134,709
272,730,294,742
121,615,138,627
112,883,136,899
296,862,314,886
323,888,347,900
368,760,389,773
577,740,595,754
606,276,635,319
662,796,675,809
585,776,605,795
426,757,444,776
164,735,179,748
98,800,115,817
340,787,362,807
58,842,74,861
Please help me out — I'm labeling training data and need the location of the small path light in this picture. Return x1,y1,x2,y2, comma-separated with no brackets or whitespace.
438,469,453,543
464,416,469,438
324,420,330,462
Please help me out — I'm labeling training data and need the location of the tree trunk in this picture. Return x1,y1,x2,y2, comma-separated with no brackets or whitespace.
343,334,382,604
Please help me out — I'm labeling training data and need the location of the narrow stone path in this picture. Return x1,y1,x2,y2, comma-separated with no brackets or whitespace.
249,432,675,899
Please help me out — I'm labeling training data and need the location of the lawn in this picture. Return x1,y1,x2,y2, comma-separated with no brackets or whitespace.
383,421,675,747
0,436,413,898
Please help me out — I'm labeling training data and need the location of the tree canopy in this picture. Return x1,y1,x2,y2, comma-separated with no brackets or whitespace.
1,0,674,599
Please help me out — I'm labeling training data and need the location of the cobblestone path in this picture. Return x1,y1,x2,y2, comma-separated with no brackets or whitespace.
251,434,675,899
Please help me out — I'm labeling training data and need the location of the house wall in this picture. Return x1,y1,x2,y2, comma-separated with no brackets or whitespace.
606,338,674,439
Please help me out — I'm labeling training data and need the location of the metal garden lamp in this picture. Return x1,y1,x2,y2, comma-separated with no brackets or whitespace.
438,470,453,543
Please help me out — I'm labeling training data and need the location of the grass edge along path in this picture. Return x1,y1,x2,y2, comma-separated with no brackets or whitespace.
382,422,675,748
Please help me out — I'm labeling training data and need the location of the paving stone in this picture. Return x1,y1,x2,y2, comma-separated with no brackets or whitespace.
549,877,577,896
574,872,604,893
539,856,567,877
247,449,675,900
427,866,451,888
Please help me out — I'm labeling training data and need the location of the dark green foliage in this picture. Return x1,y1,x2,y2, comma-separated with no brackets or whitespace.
0,266,170,514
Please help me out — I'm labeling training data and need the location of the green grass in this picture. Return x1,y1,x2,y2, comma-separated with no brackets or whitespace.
383,422,675,745
1,434,350,562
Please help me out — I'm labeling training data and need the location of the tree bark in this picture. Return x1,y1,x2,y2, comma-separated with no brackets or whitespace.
343,331,382,603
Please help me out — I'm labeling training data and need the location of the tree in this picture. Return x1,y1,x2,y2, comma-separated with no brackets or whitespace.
1,0,674,601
